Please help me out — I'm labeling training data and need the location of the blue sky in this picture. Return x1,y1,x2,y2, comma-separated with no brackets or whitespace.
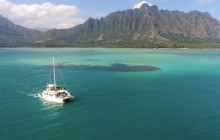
1,0,219,29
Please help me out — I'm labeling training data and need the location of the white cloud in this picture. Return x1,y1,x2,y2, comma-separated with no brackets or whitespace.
0,0,85,29
197,0,215,5
133,1,153,9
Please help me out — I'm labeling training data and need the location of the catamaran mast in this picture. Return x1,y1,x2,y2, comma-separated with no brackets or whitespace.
53,57,56,86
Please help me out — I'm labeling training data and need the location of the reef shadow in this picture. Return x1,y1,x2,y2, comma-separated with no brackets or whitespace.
45,63,160,72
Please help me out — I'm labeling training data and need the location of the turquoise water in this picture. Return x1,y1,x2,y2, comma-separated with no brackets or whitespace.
1,48,220,140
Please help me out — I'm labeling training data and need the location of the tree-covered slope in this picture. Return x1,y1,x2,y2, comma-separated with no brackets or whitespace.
0,15,41,47
1,3,220,48
40,4,220,47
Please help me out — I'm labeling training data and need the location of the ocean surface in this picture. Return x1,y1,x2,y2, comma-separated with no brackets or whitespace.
1,48,220,140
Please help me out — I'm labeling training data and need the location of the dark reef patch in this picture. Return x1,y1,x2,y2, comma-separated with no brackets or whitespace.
45,63,160,72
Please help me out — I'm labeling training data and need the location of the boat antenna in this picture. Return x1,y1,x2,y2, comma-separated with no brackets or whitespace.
53,57,56,87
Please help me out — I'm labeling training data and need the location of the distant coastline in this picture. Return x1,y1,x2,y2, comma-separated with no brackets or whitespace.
1,43,220,49
1,4,220,50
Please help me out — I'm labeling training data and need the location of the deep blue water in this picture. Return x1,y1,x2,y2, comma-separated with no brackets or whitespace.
1,48,220,140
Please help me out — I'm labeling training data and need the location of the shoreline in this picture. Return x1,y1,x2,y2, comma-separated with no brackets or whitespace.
2,43,220,49
2,47,220,50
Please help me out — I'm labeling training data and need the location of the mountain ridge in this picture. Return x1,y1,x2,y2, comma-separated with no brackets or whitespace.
38,4,220,48
1,3,220,48
0,15,42,47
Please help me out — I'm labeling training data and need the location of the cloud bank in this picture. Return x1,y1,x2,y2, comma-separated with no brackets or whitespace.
197,0,215,5
0,0,85,29
133,1,153,9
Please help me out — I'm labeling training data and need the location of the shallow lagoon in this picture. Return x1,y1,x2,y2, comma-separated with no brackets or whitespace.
1,48,220,140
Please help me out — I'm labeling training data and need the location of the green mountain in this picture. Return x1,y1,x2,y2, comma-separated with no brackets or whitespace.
0,15,41,47
39,4,220,47
1,4,220,48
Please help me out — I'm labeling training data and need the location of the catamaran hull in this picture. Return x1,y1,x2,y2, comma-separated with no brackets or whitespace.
38,93,73,103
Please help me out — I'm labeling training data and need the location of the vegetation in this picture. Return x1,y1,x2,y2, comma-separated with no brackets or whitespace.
1,4,220,48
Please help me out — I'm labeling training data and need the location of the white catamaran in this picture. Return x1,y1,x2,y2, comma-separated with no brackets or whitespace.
38,57,73,103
